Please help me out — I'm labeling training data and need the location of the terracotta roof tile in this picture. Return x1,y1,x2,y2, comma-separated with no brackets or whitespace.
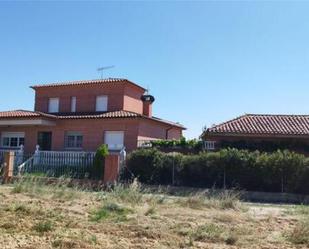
206,114,309,136
0,110,140,119
0,110,185,128
55,111,141,119
0,110,54,119
30,78,146,91
151,116,186,129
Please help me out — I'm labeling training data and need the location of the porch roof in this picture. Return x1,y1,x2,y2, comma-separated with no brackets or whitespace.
0,110,185,129
0,110,56,126
0,110,55,119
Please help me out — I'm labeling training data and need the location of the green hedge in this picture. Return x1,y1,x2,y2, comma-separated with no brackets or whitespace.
125,148,309,195
220,139,309,153
151,137,203,151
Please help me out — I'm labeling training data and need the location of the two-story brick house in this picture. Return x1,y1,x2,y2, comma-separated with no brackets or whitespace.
0,78,185,153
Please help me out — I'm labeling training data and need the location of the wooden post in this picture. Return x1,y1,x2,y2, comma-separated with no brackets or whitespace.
3,151,15,183
104,154,120,184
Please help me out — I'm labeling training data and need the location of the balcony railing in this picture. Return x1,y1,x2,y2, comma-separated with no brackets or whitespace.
137,140,153,148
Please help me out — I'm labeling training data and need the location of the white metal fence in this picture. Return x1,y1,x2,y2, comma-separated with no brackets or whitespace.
0,150,5,165
17,150,96,178
2,145,126,180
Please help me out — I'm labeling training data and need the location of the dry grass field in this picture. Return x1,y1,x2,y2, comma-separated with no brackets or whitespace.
0,177,308,249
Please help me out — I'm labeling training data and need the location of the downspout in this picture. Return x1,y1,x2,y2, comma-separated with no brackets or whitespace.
165,126,174,140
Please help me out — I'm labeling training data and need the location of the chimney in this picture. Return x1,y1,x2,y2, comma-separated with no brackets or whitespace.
141,94,155,117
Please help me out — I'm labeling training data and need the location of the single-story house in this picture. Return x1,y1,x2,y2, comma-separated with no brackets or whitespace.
202,114,309,153
0,78,185,153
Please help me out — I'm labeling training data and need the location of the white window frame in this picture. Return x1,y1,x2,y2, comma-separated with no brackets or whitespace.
64,131,83,150
204,141,215,151
1,132,25,148
71,96,76,112
96,95,108,112
104,131,124,150
48,97,59,113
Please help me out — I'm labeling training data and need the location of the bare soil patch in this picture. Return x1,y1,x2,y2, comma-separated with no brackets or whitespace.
0,179,308,249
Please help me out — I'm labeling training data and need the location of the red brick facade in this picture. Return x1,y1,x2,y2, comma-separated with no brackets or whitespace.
34,81,145,114
0,79,185,153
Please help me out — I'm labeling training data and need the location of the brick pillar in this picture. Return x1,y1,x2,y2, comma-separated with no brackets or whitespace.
3,151,15,183
104,154,120,184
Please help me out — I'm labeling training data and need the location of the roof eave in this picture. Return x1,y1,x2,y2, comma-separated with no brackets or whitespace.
143,116,186,130
30,79,147,92
202,131,309,139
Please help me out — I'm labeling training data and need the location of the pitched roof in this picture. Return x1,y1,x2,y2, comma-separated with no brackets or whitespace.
30,78,146,91
151,116,186,129
205,114,309,136
54,111,141,119
0,110,185,128
0,110,55,119
0,110,140,119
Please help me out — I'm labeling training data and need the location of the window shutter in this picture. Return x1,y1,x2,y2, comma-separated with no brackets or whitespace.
96,96,108,112
104,131,124,150
48,98,59,113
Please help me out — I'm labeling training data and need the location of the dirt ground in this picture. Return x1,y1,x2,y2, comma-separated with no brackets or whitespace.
0,182,308,249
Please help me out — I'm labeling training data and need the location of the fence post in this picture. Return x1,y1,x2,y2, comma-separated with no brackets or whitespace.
104,154,120,184
33,145,40,166
119,147,127,176
16,145,24,166
3,151,15,183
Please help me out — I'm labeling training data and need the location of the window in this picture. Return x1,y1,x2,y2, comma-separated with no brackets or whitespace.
96,95,108,112
71,97,76,112
1,132,25,148
64,132,83,149
204,141,215,151
48,98,59,113
104,131,124,150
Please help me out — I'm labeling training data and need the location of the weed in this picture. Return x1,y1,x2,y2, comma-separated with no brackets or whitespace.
224,233,238,245
0,222,15,230
178,190,243,211
191,223,224,243
33,220,53,233
173,223,193,236
145,205,156,216
180,192,206,209
90,202,131,222
294,205,309,216
287,219,309,246
12,175,81,201
12,203,31,214
213,212,236,223
89,234,97,244
108,179,143,205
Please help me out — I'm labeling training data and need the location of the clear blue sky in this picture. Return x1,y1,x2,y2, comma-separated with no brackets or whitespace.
1,1,309,138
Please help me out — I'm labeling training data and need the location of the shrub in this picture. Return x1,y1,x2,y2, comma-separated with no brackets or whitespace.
93,144,109,179
126,148,164,184
126,148,309,194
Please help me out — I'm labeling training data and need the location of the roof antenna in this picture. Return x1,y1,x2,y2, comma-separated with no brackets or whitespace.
145,85,150,95
97,65,115,79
